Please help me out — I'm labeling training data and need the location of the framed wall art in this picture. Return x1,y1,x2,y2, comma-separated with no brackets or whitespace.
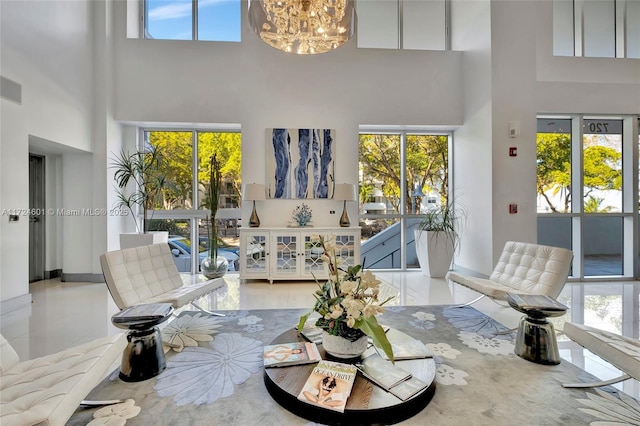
266,128,336,199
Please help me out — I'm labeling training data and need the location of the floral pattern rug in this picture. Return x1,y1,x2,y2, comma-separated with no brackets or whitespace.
68,306,640,425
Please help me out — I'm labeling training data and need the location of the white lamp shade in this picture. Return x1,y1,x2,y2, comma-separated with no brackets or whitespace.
334,184,357,201
242,183,266,201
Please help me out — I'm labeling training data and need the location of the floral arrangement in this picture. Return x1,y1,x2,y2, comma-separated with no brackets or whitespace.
291,203,313,226
297,235,395,362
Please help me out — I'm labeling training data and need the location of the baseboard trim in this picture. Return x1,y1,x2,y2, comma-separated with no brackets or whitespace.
61,273,105,283
449,265,489,279
0,293,32,316
45,269,62,279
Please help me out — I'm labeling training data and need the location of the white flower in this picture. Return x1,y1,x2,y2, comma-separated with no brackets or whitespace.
426,342,461,359
363,304,384,318
340,280,357,295
577,388,640,424
360,270,381,289
155,333,263,405
329,305,343,319
412,312,436,322
88,399,141,425
162,313,221,352
237,315,262,325
435,364,469,386
323,237,336,253
458,331,514,355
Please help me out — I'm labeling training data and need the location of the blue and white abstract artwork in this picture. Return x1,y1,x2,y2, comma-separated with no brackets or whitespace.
266,128,336,199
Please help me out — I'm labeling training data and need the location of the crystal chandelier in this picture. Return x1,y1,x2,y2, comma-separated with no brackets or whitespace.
248,0,357,55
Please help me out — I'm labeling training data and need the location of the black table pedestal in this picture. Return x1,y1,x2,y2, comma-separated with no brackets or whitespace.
120,326,166,382
514,316,560,365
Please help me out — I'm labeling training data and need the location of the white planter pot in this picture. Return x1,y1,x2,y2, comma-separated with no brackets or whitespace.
321,330,368,359
414,229,455,278
119,231,169,249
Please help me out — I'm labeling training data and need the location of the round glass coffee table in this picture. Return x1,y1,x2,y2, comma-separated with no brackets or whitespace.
264,328,436,425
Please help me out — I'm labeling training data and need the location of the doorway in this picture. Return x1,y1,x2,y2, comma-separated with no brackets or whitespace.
29,154,45,282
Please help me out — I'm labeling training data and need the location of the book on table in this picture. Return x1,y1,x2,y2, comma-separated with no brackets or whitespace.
507,293,568,312
357,353,412,390
297,360,357,413
263,341,322,367
356,353,429,401
111,303,173,324
388,376,430,401
380,339,434,361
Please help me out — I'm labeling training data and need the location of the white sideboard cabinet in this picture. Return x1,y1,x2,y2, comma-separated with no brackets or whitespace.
239,227,361,283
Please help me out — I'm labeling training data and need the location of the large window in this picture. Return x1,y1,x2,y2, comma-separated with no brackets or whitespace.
143,129,242,273
359,131,450,269
537,116,638,279
144,0,241,41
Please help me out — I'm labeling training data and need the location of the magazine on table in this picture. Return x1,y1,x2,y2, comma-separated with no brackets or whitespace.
263,341,322,368
111,303,173,324
507,294,568,311
356,353,412,390
297,360,357,413
387,376,429,401
380,339,434,361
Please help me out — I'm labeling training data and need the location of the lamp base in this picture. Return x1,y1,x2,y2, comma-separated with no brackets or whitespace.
339,201,350,227
249,201,260,228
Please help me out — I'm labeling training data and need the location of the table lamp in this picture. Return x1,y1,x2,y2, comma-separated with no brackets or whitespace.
334,184,357,227
242,183,265,227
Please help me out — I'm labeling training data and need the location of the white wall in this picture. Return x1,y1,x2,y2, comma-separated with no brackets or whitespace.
0,96,28,301
536,2,639,114
0,0,99,305
489,1,540,263
111,0,464,230
451,0,494,274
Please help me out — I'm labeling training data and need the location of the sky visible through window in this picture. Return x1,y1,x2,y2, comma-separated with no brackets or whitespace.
147,0,240,41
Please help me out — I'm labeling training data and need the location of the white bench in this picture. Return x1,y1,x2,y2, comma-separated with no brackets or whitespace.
100,243,225,314
562,322,640,388
0,333,126,426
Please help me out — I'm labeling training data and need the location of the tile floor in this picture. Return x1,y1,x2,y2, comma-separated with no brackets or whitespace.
1,272,638,399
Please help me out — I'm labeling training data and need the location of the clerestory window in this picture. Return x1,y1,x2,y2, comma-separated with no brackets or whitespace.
553,0,640,58
144,0,241,41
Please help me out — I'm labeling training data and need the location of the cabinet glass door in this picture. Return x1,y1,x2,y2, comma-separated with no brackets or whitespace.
335,233,357,268
274,234,298,276
244,234,268,275
303,234,326,276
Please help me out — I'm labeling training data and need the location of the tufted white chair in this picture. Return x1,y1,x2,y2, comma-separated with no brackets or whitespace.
446,241,573,304
0,333,126,426
100,243,225,314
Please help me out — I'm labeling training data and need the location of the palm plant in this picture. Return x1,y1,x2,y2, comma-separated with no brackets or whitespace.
111,145,166,233
416,202,464,250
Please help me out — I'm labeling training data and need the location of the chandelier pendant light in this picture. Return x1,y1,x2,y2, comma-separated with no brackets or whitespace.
248,0,357,55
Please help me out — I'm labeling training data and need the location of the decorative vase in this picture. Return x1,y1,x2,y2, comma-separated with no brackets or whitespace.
201,256,228,279
321,330,368,359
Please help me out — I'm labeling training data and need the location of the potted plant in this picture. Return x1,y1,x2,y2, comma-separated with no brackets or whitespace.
200,154,228,279
297,235,395,361
414,201,464,277
110,145,168,248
